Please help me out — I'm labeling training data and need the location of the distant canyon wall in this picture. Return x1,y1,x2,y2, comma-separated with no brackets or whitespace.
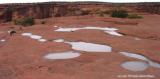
0,2,160,23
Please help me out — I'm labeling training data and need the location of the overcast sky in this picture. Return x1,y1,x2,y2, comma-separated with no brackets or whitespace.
0,0,160,4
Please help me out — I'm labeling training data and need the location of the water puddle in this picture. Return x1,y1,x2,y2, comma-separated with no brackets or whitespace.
121,61,149,72
22,33,47,42
0,39,6,42
21,33,32,36
83,26,118,31
148,61,160,68
54,26,58,27
55,27,82,32
53,39,112,52
44,51,81,60
120,52,148,61
38,39,47,42
104,31,123,36
65,41,112,52
120,52,160,69
55,26,122,36
30,35,42,40
54,39,65,43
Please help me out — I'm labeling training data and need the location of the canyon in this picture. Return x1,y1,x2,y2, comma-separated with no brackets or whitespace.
0,2,160,23
0,2,160,79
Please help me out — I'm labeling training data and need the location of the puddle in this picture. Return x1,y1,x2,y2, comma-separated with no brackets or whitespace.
44,51,81,59
119,52,148,61
54,26,122,36
30,35,42,40
83,26,118,31
65,41,112,52
54,26,58,27
121,61,149,72
104,31,123,36
55,27,82,32
0,39,6,42
21,33,32,36
148,60,160,68
38,39,47,42
22,33,46,42
53,38,112,52
120,52,160,68
54,39,65,42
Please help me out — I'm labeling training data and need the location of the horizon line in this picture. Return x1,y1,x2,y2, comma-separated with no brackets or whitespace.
0,0,160,4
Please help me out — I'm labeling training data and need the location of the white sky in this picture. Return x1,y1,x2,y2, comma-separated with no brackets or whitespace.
0,0,160,4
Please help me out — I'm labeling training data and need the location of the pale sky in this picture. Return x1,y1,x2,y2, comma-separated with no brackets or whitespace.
0,0,160,4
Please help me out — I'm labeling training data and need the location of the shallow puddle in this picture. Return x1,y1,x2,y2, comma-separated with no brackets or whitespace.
55,27,82,32
0,39,6,42
120,52,160,68
38,39,47,42
22,33,46,42
121,61,149,72
21,33,32,36
148,60,160,68
54,39,65,42
65,41,112,52
54,26,122,36
54,26,58,27
104,31,123,36
83,26,118,31
119,52,148,61
30,35,42,40
44,51,81,59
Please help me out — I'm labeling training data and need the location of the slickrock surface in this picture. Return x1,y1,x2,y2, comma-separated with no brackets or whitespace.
0,14,160,79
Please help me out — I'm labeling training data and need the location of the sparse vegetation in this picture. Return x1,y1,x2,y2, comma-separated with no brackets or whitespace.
111,9,128,18
102,10,112,14
81,10,91,15
128,14,143,19
14,17,35,26
93,9,112,17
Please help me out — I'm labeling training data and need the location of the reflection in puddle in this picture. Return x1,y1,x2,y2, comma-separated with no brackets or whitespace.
44,51,81,59
55,27,81,32
55,26,122,36
65,41,112,52
104,31,123,36
22,33,46,42
38,39,47,42
21,33,32,36
53,38,112,52
120,52,148,61
148,60,160,68
0,39,6,42
54,26,58,27
83,26,118,31
121,61,149,72
30,35,42,40
120,52,160,69
54,39,65,42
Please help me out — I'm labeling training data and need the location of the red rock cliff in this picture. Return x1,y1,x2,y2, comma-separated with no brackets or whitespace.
0,2,160,23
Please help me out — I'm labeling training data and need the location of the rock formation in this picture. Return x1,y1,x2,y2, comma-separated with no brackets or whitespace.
0,2,160,23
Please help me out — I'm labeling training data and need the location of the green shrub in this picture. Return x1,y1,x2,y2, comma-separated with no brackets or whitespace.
111,9,128,18
128,14,143,19
14,17,35,26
